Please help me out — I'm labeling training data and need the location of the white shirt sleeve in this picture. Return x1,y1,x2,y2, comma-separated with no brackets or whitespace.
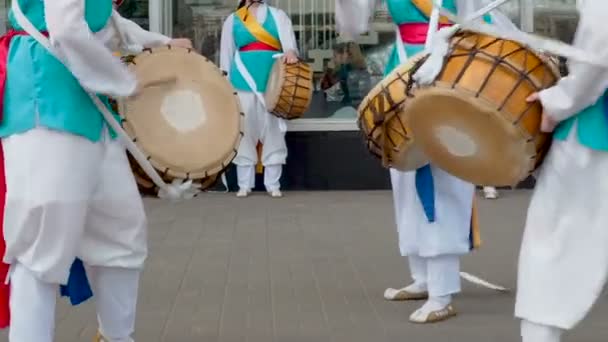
271,8,298,54
111,10,171,50
539,1,608,122
335,0,377,39
219,14,236,76
44,0,137,98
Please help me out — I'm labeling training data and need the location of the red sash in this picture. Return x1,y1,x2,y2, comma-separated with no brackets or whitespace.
398,23,452,45
239,41,280,52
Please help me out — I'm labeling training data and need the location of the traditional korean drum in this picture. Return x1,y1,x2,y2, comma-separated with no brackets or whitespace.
405,31,560,186
116,46,243,194
357,53,429,171
265,60,313,120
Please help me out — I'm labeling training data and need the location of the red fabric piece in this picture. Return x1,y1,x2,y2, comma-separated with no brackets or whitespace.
398,22,453,45
0,142,7,329
239,41,280,52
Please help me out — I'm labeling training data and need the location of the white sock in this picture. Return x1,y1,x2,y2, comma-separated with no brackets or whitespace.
521,320,562,342
404,281,427,293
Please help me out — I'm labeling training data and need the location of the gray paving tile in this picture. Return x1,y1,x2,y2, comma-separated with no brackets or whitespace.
0,191,607,342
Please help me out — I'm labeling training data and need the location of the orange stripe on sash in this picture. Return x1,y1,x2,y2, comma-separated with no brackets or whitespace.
256,142,264,174
236,7,282,51
410,0,452,25
471,196,481,249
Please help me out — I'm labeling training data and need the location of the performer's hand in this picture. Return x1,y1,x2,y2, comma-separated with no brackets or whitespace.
169,38,193,49
540,113,558,133
283,50,298,64
527,92,558,133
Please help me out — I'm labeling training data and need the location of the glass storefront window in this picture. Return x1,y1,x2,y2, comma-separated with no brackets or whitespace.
533,0,578,43
117,0,151,29
167,0,536,123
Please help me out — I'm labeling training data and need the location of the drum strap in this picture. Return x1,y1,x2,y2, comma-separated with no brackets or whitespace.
234,49,287,134
11,0,199,201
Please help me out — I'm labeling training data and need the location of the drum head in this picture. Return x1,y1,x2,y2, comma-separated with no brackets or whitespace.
406,87,547,186
264,60,283,110
119,46,242,180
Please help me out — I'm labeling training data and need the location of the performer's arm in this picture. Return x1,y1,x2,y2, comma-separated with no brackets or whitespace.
44,0,137,98
219,14,236,77
335,0,377,39
273,8,298,63
538,2,608,122
110,10,171,49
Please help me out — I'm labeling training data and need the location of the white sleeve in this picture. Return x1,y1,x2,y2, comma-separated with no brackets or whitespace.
538,1,608,122
335,0,377,39
272,8,298,54
111,11,171,49
44,0,137,97
219,14,236,75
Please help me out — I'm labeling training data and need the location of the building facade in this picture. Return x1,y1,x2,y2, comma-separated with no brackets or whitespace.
1,0,580,190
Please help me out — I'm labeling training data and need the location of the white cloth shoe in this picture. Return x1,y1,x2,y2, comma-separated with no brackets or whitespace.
483,186,498,199
409,296,456,323
236,189,250,198
269,190,283,198
384,281,428,301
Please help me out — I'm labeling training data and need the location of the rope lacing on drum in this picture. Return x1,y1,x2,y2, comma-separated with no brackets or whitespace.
432,31,557,175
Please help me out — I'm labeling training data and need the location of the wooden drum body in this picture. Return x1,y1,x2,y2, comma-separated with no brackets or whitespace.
358,53,429,171
117,46,243,194
265,60,313,120
406,31,560,186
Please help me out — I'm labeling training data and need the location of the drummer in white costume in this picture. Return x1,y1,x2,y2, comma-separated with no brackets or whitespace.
220,0,298,198
516,1,608,341
336,0,515,324
0,0,191,340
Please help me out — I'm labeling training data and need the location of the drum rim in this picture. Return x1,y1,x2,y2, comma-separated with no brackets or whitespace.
453,30,562,85
264,60,314,119
356,52,428,170
118,45,244,181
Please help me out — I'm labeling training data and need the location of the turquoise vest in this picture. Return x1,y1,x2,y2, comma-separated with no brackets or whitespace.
553,91,608,151
383,0,490,75
229,7,282,93
1,0,115,142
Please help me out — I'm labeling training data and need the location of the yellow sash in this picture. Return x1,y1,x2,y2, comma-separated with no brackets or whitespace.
235,7,282,51
256,142,264,173
470,196,481,249
411,0,452,25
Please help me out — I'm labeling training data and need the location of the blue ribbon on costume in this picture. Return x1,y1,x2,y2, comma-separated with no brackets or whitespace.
415,164,436,222
59,258,93,306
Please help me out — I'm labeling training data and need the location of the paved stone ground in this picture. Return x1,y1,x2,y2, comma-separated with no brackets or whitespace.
1,190,607,341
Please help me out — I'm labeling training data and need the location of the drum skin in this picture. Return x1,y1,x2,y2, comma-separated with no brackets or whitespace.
265,60,313,120
357,53,429,171
115,46,242,194
406,31,560,186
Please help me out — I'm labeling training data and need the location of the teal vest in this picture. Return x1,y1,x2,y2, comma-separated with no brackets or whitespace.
1,0,115,142
229,7,282,93
553,91,608,151
383,0,490,75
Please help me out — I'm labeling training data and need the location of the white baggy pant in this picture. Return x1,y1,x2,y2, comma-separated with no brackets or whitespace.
409,254,461,297
3,128,146,341
234,91,287,192
516,127,608,330
3,128,147,283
